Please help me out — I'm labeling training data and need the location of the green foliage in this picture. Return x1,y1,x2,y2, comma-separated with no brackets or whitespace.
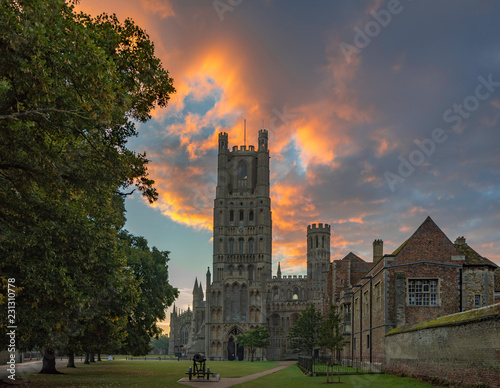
318,305,346,358
118,231,178,356
287,305,322,356
318,305,346,383
236,326,270,362
150,334,170,354
0,0,175,352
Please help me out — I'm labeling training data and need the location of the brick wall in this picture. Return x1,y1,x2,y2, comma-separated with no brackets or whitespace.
385,304,500,387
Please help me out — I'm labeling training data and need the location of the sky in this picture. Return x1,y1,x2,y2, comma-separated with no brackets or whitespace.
76,0,500,332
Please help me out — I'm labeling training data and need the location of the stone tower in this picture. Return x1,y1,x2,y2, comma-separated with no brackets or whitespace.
206,130,272,360
307,223,331,307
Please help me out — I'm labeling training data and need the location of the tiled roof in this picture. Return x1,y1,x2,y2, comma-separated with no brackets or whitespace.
454,242,498,268
341,252,365,263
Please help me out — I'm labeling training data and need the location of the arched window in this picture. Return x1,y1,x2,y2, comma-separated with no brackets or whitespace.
273,288,279,300
232,284,239,320
292,287,299,300
249,211,254,222
229,239,234,254
322,236,325,248
239,238,244,254
180,324,190,345
315,236,318,248
259,238,264,253
239,210,244,221
238,265,243,276
229,210,234,222
229,265,234,276
237,161,247,188
248,238,254,254
241,285,247,321
248,265,254,281
237,161,248,180
272,314,279,326
224,285,231,320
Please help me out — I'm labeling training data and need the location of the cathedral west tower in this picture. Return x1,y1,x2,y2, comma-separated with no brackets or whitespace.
206,130,272,360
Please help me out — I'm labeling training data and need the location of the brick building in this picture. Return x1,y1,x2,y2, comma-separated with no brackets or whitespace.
330,216,499,362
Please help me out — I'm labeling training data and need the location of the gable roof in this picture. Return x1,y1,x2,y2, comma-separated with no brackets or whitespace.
341,252,365,263
454,241,498,268
392,216,462,264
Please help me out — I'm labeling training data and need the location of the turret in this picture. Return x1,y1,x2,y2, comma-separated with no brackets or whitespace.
192,278,204,308
218,132,228,152
277,262,282,279
258,129,268,152
216,132,229,197
206,267,211,293
307,223,331,280
256,129,270,197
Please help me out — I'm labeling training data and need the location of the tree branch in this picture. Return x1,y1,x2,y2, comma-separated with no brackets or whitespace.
0,108,91,121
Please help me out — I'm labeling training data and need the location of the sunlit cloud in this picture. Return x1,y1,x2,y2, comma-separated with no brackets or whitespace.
76,0,500,299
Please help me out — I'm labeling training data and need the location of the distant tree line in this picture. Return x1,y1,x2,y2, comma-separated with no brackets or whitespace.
0,0,177,373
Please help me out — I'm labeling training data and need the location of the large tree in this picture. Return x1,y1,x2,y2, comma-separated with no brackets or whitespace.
288,305,322,356
0,0,175,361
118,231,178,356
236,327,270,362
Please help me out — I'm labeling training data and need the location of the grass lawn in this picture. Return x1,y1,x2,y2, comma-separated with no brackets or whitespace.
236,364,440,387
10,360,280,387
10,360,440,387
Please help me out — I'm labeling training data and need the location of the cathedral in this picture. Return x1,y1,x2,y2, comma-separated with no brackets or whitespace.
169,130,330,360
169,130,499,361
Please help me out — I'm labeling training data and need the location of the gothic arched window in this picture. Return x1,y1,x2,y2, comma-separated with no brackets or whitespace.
248,265,254,281
239,238,244,254
239,210,244,221
249,211,254,222
229,210,234,222
229,239,234,254
237,161,247,188
241,285,247,321
237,161,248,179
248,238,254,254
232,284,239,320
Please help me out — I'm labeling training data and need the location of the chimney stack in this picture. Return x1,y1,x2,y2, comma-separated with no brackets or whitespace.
373,239,384,263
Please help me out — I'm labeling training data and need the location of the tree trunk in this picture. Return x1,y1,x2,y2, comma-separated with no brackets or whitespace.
97,352,101,362
39,348,63,374
90,352,95,362
84,353,90,364
67,352,76,368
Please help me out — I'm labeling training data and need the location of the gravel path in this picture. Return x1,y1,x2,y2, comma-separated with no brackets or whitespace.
178,361,296,388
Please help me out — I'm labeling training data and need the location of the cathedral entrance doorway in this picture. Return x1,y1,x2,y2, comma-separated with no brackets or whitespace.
227,337,244,361
227,327,244,361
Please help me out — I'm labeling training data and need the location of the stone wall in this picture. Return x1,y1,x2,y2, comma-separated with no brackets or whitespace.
385,304,500,387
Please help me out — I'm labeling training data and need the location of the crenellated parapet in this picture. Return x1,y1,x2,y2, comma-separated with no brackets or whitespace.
307,222,331,281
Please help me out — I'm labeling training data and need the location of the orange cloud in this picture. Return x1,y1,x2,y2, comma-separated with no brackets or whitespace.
140,0,175,19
